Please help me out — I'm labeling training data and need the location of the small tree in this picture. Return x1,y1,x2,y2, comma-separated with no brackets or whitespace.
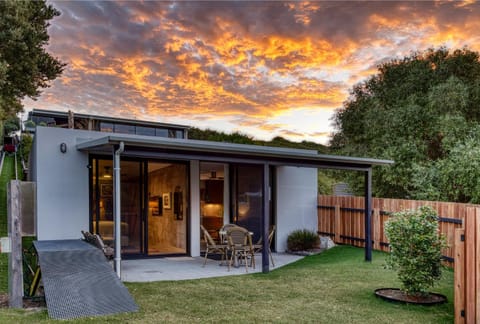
384,206,447,296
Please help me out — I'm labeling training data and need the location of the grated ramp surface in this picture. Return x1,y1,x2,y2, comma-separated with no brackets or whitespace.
34,240,138,320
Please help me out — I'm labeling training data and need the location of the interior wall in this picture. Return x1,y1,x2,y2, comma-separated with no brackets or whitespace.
148,163,187,253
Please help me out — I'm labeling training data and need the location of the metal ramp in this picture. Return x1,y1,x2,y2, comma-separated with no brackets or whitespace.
34,239,138,320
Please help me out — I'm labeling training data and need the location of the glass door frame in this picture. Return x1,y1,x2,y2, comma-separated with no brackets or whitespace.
89,155,190,258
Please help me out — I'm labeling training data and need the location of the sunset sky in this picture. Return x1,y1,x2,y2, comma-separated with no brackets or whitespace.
22,1,480,144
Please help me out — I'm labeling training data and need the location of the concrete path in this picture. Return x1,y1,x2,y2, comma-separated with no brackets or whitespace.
121,253,304,282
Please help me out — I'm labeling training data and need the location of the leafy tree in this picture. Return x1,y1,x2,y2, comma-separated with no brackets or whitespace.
3,116,20,135
0,0,65,119
331,47,480,202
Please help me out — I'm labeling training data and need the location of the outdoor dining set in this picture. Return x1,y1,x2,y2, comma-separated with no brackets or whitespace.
200,224,276,272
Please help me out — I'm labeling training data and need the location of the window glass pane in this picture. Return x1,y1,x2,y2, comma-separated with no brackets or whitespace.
136,126,155,136
100,122,114,132
155,128,168,137
114,124,135,134
175,130,184,138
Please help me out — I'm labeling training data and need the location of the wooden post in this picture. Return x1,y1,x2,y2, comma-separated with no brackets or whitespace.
455,228,465,324
334,205,341,243
372,208,381,251
7,180,23,308
68,110,74,129
476,209,480,323
465,207,477,324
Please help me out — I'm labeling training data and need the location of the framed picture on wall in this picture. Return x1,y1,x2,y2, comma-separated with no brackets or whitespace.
101,183,113,197
149,196,162,216
162,192,171,209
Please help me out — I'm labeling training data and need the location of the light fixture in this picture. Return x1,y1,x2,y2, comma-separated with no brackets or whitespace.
103,166,112,179
59,142,67,153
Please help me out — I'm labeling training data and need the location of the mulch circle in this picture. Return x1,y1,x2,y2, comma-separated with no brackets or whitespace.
0,293,46,310
374,288,447,306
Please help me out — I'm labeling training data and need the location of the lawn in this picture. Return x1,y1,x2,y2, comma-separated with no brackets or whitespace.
0,155,18,293
0,246,453,323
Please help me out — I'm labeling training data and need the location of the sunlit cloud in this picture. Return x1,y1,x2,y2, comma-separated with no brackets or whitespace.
21,1,480,145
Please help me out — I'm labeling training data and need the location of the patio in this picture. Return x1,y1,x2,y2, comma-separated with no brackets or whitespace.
121,252,304,282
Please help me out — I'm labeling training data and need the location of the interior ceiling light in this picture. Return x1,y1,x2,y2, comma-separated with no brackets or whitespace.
103,166,112,179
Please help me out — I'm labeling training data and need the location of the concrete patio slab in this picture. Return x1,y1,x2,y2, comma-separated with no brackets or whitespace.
121,253,304,282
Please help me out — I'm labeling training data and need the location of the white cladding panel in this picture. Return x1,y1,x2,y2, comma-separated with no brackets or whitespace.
275,166,318,252
34,127,105,240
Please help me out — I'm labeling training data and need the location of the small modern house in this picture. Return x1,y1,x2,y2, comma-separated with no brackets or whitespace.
28,109,392,271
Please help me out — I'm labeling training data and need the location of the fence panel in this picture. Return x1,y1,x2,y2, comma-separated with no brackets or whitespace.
454,207,480,324
318,195,471,264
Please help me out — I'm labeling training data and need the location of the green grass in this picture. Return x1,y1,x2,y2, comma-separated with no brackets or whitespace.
0,155,18,293
0,246,453,323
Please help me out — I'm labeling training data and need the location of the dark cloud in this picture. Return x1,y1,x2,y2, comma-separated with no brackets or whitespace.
28,0,480,144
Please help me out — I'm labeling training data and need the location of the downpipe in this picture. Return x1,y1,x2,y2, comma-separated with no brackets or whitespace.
114,142,124,278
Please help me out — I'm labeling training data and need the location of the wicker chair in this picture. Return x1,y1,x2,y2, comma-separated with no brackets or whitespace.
201,225,228,266
81,230,114,260
226,226,255,272
253,225,276,267
219,223,240,244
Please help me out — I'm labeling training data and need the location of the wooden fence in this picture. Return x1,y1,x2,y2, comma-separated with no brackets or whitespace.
317,195,473,265
318,195,480,323
454,207,480,324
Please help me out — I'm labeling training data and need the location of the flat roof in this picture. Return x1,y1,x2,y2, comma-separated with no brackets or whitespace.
29,109,190,130
77,134,393,170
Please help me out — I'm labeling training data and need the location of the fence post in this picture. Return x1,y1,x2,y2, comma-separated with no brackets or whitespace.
372,208,381,251
334,205,342,243
464,207,477,323
475,208,480,322
7,180,23,308
455,228,465,324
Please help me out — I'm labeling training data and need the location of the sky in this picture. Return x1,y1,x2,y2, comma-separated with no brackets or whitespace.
22,0,480,144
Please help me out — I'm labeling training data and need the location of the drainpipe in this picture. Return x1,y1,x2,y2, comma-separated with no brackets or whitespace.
114,142,124,278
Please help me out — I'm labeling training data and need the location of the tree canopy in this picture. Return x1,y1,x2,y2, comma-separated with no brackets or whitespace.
0,0,65,119
331,47,480,203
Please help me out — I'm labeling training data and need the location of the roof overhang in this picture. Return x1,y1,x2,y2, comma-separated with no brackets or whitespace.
76,134,393,171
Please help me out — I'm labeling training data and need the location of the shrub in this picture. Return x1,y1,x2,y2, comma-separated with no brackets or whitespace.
287,229,318,251
18,134,33,164
384,206,447,296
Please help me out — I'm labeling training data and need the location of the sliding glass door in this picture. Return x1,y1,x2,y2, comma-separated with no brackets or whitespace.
90,157,188,256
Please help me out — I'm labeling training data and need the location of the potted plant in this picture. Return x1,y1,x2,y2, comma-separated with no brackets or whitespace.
376,206,448,304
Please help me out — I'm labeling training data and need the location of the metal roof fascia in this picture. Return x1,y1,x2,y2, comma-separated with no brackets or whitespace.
76,135,393,167
76,137,112,150
31,109,190,130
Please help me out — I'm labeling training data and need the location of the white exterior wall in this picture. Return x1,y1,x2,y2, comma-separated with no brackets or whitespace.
33,127,106,240
189,160,200,256
275,166,318,252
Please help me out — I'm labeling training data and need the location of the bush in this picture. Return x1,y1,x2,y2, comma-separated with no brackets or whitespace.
384,206,447,296
287,229,318,251
18,134,33,163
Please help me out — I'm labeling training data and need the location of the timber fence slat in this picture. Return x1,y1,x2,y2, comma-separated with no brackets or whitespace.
464,208,476,323
454,228,465,324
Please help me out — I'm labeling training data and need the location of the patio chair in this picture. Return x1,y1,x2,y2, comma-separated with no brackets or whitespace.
201,225,228,267
81,230,114,260
219,223,240,243
226,226,255,272
253,225,276,267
